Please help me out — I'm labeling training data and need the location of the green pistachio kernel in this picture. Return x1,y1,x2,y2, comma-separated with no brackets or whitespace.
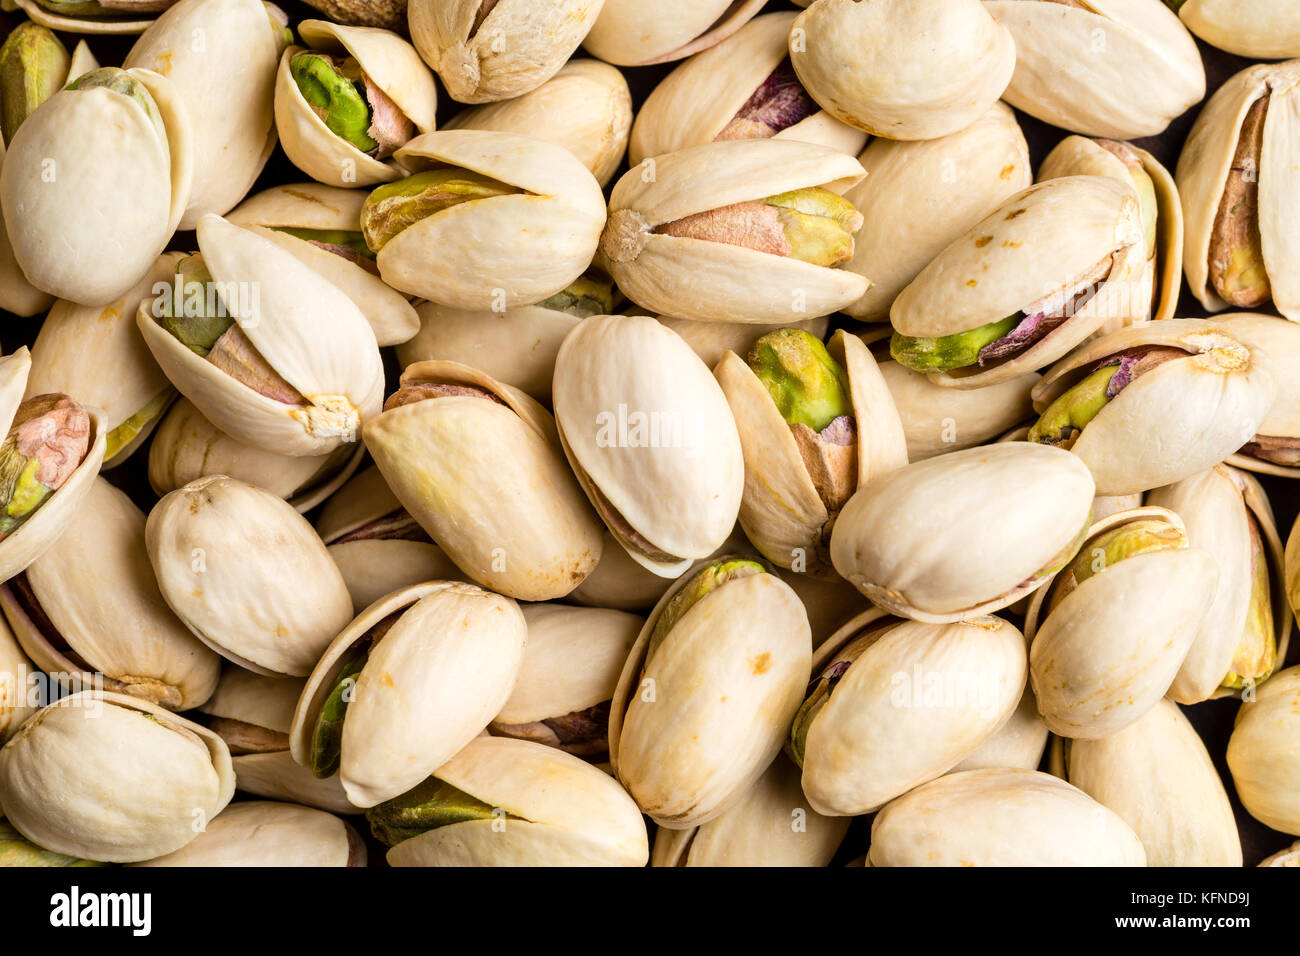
157,255,233,356
364,776,499,847
0,822,102,867
0,21,69,147
103,387,174,463
746,328,852,432
0,394,91,540
1050,517,1184,610
646,558,765,665
763,187,863,267
360,168,521,253
308,640,370,778
1222,513,1276,691
1027,363,1120,447
535,269,615,318
290,52,377,154
274,227,375,259
889,315,1018,373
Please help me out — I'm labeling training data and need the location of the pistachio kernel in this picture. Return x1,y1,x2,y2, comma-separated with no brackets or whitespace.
103,387,173,464
1049,517,1186,610
273,227,376,262
33,0,172,18
646,558,765,665
1221,512,1276,691
0,21,70,148
0,394,90,541
715,59,818,141
307,639,370,778
0,822,102,867
535,269,615,318
361,168,521,252
891,316,1018,373
291,52,383,155
491,700,613,759
1209,94,1271,307
365,776,499,847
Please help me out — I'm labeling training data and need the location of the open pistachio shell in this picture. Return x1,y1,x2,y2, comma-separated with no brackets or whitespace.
950,683,1048,774
1060,698,1242,866
290,581,526,808
608,559,812,828
1178,60,1300,320
444,59,631,187
796,607,1026,816
133,800,364,867
553,314,744,578
869,768,1146,866
830,442,1095,622
629,11,865,167
275,20,437,189
364,360,603,601
1148,465,1289,703
1218,313,1300,477
1025,506,1218,739
789,0,1014,141
0,66,192,306
984,0,1205,139
384,736,649,866
657,315,828,370
599,139,868,324
8,0,174,34
1175,0,1300,58
1029,319,1277,496
1226,665,1300,835
137,214,385,457
651,754,848,867
146,476,355,677
0,690,234,862
566,530,676,612
375,129,606,309
0,476,220,710
583,0,765,67
0,613,36,744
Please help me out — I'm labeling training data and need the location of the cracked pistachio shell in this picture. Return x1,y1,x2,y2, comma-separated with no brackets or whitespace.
599,139,868,324
290,581,526,808
377,130,606,309
136,215,385,457
1039,136,1183,328
275,20,437,189
1260,840,1300,867
1175,0,1300,58
0,613,36,744
8,0,175,34
0,691,234,862
830,442,1095,622
445,59,631,187
716,330,907,577
879,359,1039,461
386,736,648,867
148,398,363,513
553,314,744,578
1030,319,1277,496
790,0,1014,140
302,0,404,29
364,360,603,601
629,11,865,168
843,102,1031,322
984,0,1205,139
1059,698,1242,866
892,176,1147,389
146,476,355,677
409,0,603,104
1025,507,1218,739
226,184,418,348
583,0,765,66
950,683,1048,774
608,562,812,828
27,253,179,469
0,66,192,306
1148,465,1288,703
869,768,1146,867
566,530,675,612
652,754,848,867
1177,60,1300,320
133,800,364,867
657,314,828,370
798,608,1026,817
1227,665,1300,835
125,0,282,228
1218,313,1300,477
0,476,220,709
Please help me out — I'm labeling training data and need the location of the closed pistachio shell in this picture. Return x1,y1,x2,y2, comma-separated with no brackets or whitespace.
1175,0,1300,60
1218,313,1300,477
133,800,364,867
657,315,828,370
1226,665,1300,835
950,684,1048,774
583,0,766,67
566,530,675,612
0,613,37,744
869,768,1146,866
8,0,171,34
0,189,52,316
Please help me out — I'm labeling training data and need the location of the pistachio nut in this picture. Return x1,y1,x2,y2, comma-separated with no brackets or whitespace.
889,176,1146,389
275,19,437,189
1226,665,1300,835
1171,0,1300,60
868,768,1146,867
146,476,355,677
629,11,866,167
1026,507,1219,738
0,612,36,744
599,139,868,324
1148,465,1288,702
950,683,1049,774
1259,840,1300,867
553,314,744,578
444,59,632,187
657,314,828,371
566,530,676,612
371,736,649,866
1058,698,1242,866
651,754,849,867
792,607,1026,816
0,691,234,862
1027,319,1276,496
489,603,641,762
301,0,404,30
363,129,606,310
136,214,385,456
789,0,1015,140
582,0,766,67
716,328,907,577
0,476,221,709
364,360,603,601
1177,60,1300,320
0,66,193,306
408,0,602,104
984,0,1206,139
290,581,526,808
134,800,366,866
7,0,177,34
829,442,1095,622
608,557,812,828
1289,512,1300,650
1213,314,1300,477
0,821,101,866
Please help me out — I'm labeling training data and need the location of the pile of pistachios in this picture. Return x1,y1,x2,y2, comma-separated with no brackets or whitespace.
0,0,1296,869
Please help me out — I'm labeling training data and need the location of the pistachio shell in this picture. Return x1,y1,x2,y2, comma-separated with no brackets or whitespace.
0,136,52,316
1218,313,1300,476
566,530,675,612
9,0,167,34
656,314,828,370
1226,665,1300,835
0,613,36,744
133,800,363,866
1259,840,1300,867
950,683,1048,774
583,0,766,67
1176,0,1300,59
